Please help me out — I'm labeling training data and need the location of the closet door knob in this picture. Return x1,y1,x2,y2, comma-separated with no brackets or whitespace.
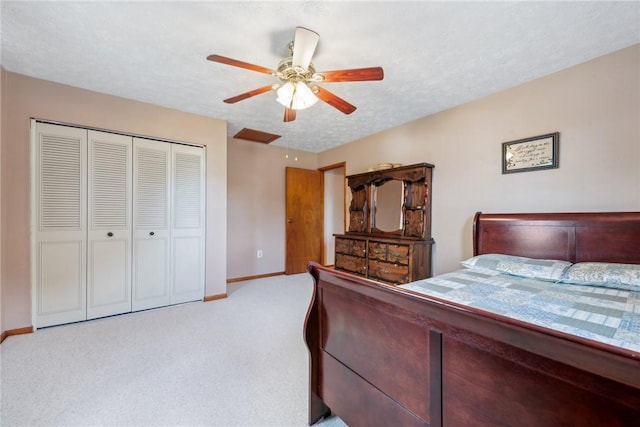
107,232,113,237
149,231,155,236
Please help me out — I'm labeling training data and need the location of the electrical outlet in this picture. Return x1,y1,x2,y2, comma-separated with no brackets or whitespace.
257,250,263,258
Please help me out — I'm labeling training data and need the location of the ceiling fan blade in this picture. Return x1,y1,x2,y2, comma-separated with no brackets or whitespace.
314,86,356,115
223,85,274,104
319,67,384,82
283,107,297,122
291,27,319,71
207,54,275,75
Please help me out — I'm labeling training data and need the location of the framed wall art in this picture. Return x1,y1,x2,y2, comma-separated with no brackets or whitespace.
502,132,559,174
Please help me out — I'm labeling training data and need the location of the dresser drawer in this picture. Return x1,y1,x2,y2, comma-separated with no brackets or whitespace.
368,260,409,284
335,237,351,254
351,240,366,257
387,244,409,264
335,254,366,276
368,242,387,261
368,241,410,265
334,232,431,285
336,237,366,257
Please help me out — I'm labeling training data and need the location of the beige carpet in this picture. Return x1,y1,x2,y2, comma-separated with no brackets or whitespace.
0,273,346,427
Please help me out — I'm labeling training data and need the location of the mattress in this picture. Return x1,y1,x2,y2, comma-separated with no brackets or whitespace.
400,268,640,353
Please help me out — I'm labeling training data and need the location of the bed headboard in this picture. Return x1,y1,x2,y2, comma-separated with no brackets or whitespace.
473,211,640,264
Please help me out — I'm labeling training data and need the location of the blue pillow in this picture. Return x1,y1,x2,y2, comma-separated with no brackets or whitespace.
461,254,572,282
561,262,640,292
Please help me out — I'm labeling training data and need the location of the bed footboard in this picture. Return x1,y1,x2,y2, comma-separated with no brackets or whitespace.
305,263,439,426
304,262,640,427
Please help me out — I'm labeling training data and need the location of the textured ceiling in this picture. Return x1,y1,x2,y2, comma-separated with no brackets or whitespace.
2,1,639,153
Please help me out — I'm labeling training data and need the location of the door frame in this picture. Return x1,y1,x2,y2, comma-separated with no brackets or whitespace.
318,162,347,266
30,119,37,329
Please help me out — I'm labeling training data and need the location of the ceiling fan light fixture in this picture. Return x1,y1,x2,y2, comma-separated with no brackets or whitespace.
276,81,318,110
207,26,384,122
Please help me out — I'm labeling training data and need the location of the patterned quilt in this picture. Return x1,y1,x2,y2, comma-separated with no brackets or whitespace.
400,269,640,353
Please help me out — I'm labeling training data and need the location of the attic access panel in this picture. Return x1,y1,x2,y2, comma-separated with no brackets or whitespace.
233,128,281,144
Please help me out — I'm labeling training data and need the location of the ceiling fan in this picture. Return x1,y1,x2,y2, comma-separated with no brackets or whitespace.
207,27,384,122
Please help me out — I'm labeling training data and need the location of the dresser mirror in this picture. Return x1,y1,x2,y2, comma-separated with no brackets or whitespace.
344,162,433,240
336,163,434,284
371,179,404,234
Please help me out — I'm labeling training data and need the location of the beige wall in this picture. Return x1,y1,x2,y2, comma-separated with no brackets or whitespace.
226,139,317,279
319,44,640,274
1,72,227,332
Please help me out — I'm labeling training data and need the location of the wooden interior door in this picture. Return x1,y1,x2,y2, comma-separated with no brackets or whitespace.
286,167,323,274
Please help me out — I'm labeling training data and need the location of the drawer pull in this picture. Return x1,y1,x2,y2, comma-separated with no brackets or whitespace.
382,269,391,274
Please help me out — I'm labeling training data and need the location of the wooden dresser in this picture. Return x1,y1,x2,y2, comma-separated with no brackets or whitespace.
334,163,434,285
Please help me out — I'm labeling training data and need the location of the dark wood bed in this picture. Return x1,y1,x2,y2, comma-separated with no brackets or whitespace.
304,212,640,427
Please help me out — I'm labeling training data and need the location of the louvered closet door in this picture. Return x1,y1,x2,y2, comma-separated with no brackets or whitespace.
87,130,132,319
132,138,171,311
35,123,87,328
171,144,205,304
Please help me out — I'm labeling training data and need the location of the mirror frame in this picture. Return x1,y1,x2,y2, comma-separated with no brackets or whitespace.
370,178,405,235
345,163,433,240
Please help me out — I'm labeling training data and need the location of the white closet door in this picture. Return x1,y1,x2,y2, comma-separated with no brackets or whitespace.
35,123,87,328
132,138,171,311
87,130,132,319
171,144,205,304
